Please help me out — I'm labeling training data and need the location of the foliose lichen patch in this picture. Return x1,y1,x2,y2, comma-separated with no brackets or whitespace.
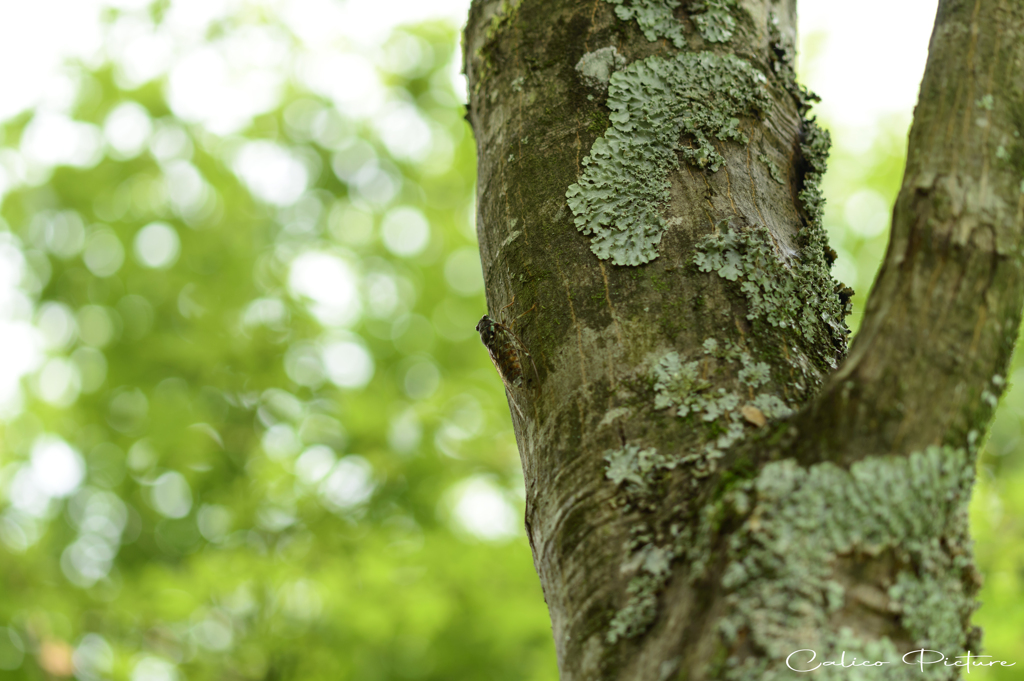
762,15,854,362
757,153,785,184
602,443,685,643
651,338,793,475
603,0,687,48
603,533,676,643
691,0,737,43
600,335,804,645
605,444,682,494
702,447,976,680
797,119,830,227
694,223,850,356
601,439,700,642
604,0,738,46
566,54,771,265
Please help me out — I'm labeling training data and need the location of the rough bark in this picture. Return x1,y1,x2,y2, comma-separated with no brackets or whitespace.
465,0,1024,679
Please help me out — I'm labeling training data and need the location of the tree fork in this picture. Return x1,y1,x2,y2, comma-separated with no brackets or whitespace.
465,0,1024,678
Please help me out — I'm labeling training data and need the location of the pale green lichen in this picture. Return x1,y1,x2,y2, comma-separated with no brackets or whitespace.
651,340,793,476
606,0,737,46
575,46,627,91
699,446,976,680
764,22,850,358
694,223,849,355
890,572,974,653
652,352,708,413
691,0,736,43
607,563,673,643
566,53,771,265
749,393,791,419
699,390,740,422
605,444,679,492
758,153,785,184
603,446,680,642
604,0,687,48
798,120,830,225
737,359,770,387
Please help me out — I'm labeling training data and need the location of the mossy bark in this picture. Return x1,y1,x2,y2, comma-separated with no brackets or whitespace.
465,0,1024,678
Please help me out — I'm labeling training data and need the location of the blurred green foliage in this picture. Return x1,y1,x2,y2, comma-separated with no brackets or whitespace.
0,5,1020,681
0,7,556,681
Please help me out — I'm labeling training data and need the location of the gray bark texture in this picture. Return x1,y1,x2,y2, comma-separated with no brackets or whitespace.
464,0,1024,678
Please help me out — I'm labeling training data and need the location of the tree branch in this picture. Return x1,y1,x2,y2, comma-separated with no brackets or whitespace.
793,0,1024,465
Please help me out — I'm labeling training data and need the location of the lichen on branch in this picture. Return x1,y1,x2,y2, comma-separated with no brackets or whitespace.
603,0,687,47
566,53,771,265
652,339,793,474
694,223,850,360
707,447,977,680
691,0,737,43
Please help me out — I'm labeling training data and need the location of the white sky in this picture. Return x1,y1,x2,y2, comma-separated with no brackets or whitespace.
0,0,939,128
798,0,939,128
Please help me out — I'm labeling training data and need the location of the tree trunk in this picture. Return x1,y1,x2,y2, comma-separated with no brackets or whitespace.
464,0,1024,678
